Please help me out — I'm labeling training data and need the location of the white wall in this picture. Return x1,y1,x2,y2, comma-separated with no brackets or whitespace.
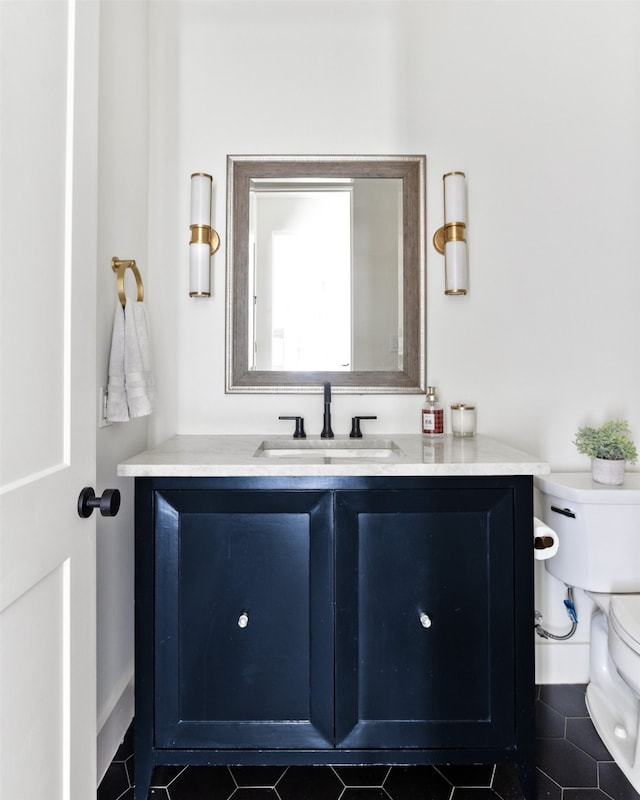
144,1,640,681
95,1,150,781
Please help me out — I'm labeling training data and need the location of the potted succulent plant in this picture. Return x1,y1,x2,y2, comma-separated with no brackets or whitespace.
574,419,638,485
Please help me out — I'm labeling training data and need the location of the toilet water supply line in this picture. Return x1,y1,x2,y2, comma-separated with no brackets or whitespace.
535,586,578,640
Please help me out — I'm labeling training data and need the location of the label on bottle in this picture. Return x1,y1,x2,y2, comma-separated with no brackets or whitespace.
422,408,444,435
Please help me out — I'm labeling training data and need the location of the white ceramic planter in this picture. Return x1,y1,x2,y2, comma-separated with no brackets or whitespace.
592,457,625,485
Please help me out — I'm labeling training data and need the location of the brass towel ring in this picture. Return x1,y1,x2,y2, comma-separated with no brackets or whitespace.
112,257,144,307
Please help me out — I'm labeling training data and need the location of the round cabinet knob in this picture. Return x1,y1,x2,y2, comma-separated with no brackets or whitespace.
77,487,121,518
419,612,432,629
237,612,249,628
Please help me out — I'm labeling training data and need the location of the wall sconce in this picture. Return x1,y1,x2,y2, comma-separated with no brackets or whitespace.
189,172,220,297
433,171,468,295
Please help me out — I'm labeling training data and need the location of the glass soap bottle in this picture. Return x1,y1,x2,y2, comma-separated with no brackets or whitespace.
422,386,444,437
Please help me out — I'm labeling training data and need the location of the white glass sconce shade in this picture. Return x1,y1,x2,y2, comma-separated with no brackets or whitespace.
190,173,212,225
189,242,211,297
444,240,468,295
189,172,220,297
443,171,467,225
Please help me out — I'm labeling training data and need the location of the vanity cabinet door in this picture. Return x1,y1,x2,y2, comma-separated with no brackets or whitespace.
335,488,516,750
154,489,334,749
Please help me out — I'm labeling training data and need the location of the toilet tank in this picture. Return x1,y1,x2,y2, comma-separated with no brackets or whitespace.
536,473,640,593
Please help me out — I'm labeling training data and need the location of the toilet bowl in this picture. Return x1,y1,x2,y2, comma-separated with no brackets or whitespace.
536,473,640,792
610,596,640,696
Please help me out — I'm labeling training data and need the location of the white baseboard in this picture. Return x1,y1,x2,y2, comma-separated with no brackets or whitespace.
535,639,590,685
96,668,135,785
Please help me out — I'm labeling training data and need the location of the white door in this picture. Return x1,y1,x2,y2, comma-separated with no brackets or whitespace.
0,1,100,798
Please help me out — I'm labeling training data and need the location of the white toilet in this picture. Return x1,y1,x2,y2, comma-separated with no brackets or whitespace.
537,472,640,792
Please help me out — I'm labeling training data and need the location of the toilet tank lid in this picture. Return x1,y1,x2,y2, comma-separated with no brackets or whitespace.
536,473,640,504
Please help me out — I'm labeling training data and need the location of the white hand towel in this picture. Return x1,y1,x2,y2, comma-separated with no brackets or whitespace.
106,304,129,422
124,300,155,418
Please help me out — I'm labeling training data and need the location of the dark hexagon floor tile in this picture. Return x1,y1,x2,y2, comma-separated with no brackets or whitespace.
536,737,597,789
436,765,494,788
164,766,235,800
149,789,170,799
537,685,587,718
562,791,611,799
565,716,611,761
535,699,565,739
384,765,451,800
231,790,278,799
451,788,501,799
341,790,388,800
598,761,640,800
276,766,343,800
334,766,390,786
533,769,561,800
228,766,287,787
490,763,524,800
98,762,131,800
114,724,135,761
151,765,188,788
126,754,135,787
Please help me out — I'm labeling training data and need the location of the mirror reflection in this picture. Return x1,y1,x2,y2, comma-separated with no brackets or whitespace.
250,177,403,373
226,156,425,393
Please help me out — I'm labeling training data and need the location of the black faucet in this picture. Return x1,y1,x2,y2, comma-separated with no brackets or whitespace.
320,381,334,438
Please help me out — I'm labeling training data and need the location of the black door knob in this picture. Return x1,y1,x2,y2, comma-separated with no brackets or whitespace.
77,487,121,518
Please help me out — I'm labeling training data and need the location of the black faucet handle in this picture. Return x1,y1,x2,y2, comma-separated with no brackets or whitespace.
350,416,377,438
278,416,306,438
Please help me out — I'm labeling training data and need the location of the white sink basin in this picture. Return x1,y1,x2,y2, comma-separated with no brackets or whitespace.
254,438,403,460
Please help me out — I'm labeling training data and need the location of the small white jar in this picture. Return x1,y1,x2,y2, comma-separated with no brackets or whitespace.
450,404,476,437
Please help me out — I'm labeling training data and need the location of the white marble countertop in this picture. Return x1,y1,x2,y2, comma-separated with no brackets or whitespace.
117,434,549,478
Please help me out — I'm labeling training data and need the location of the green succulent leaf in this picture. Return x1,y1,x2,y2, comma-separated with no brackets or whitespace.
574,419,638,463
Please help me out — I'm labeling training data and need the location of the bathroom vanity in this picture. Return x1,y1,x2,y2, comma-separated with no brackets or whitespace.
119,434,548,800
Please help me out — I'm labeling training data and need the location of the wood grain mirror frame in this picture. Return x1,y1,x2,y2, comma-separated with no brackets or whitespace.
225,154,426,394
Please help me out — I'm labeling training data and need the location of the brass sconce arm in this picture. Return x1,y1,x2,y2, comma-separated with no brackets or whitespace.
189,223,220,254
432,221,467,255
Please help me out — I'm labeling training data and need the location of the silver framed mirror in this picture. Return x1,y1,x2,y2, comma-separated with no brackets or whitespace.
225,155,426,393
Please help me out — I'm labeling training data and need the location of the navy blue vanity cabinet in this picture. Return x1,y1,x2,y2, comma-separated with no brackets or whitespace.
134,476,535,800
